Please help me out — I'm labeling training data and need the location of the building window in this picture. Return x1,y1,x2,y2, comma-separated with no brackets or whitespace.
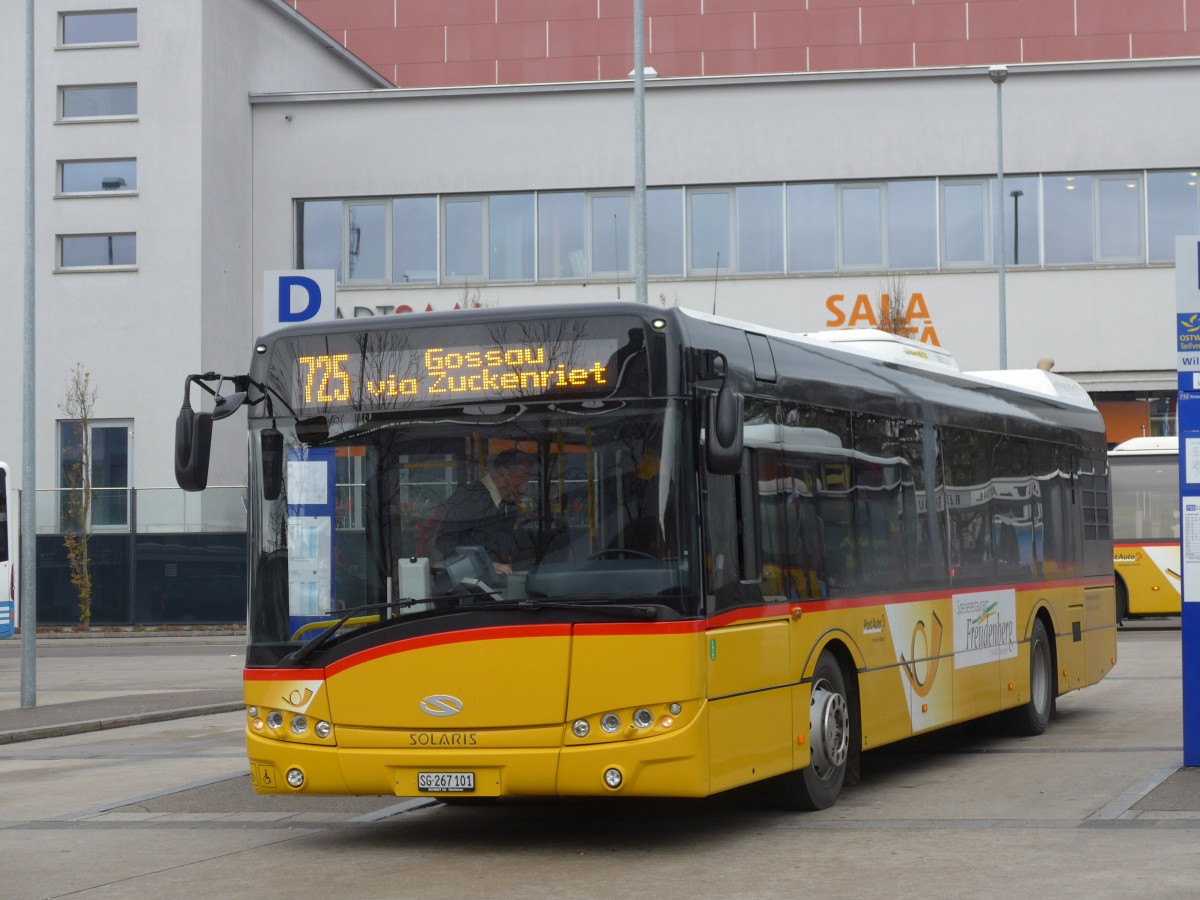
1097,174,1143,262
787,183,837,273
646,187,684,276
997,176,1040,266
736,185,784,274
538,192,586,279
59,233,136,268
60,10,137,46
58,420,130,532
392,196,437,283
1044,174,1094,264
1148,170,1199,263
886,179,937,269
689,189,732,273
488,193,535,281
941,180,988,266
840,184,883,269
292,167,1200,289
59,84,137,120
297,200,342,281
347,201,387,282
590,193,631,276
60,159,136,194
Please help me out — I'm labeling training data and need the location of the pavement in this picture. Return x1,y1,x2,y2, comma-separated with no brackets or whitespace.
0,628,245,745
1,621,1198,823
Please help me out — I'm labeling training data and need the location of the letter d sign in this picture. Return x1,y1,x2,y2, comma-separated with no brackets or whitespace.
262,269,336,333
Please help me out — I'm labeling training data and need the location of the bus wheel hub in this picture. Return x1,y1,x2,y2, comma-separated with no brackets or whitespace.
809,681,849,777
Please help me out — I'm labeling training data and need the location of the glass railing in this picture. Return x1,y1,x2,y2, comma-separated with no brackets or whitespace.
35,486,246,534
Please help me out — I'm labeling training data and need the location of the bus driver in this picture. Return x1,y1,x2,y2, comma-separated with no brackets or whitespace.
433,449,535,575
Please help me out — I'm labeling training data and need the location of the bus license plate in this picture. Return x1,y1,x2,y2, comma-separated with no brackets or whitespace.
418,772,475,792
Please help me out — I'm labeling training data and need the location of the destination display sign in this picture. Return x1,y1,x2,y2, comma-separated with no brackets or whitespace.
263,316,649,414
295,340,618,410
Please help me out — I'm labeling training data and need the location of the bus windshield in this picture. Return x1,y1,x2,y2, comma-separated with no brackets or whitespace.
1110,455,1178,542
246,399,697,659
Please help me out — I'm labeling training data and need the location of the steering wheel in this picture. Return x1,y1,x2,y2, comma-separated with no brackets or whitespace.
589,548,657,561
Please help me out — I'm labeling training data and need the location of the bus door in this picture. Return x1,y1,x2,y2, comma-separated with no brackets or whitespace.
703,446,794,793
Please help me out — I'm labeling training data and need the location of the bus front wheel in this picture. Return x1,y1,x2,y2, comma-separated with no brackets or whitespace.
1006,618,1054,736
776,650,853,811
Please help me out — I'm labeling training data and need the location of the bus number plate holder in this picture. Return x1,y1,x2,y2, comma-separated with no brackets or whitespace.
418,771,475,792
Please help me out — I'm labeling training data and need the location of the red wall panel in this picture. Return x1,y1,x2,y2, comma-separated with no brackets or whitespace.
295,0,392,31
447,22,548,62
969,0,1076,41
652,13,756,53
1076,0,1184,36
290,1,1200,89
862,2,966,46
757,8,861,49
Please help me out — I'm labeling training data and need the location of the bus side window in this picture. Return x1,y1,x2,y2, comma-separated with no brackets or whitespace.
703,449,764,612
943,427,994,583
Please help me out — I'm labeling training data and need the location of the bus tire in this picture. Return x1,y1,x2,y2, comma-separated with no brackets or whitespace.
775,650,853,811
1007,618,1054,736
1115,580,1129,626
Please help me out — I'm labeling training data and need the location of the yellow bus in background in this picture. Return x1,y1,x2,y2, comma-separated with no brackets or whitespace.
1110,436,1180,620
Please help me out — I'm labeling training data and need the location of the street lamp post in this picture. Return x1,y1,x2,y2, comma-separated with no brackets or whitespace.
990,65,1008,369
1010,189,1023,265
633,0,647,304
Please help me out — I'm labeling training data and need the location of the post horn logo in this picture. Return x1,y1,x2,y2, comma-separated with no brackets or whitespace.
900,612,944,698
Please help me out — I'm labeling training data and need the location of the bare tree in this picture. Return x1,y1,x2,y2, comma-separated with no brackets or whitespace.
59,363,97,625
876,274,909,336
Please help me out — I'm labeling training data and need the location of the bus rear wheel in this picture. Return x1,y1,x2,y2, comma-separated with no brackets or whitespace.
1006,618,1054,736
1115,580,1129,625
775,650,852,811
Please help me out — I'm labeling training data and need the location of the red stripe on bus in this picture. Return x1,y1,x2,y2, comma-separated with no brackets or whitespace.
244,668,324,681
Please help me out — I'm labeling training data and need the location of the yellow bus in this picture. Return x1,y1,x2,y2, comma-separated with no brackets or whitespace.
175,303,1116,810
1109,436,1179,620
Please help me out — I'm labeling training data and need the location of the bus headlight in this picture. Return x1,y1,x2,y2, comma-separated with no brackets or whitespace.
632,708,653,729
289,715,308,735
315,720,332,739
266,711,284,730
603,767,624,789
600,713,620,733
286,768,305,789
572,719,590,738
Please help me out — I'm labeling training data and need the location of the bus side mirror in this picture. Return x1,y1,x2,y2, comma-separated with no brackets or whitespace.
705,382,743,475
174,402,213,492
261,429,283,501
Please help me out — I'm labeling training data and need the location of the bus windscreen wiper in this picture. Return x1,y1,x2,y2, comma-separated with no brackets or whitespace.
457,598,660,620
280,599,424,666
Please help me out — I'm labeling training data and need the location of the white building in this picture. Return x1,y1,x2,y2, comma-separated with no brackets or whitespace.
0,1,384,624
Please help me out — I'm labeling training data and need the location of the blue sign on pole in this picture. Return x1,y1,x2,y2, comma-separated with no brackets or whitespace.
1175,236,1200,766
